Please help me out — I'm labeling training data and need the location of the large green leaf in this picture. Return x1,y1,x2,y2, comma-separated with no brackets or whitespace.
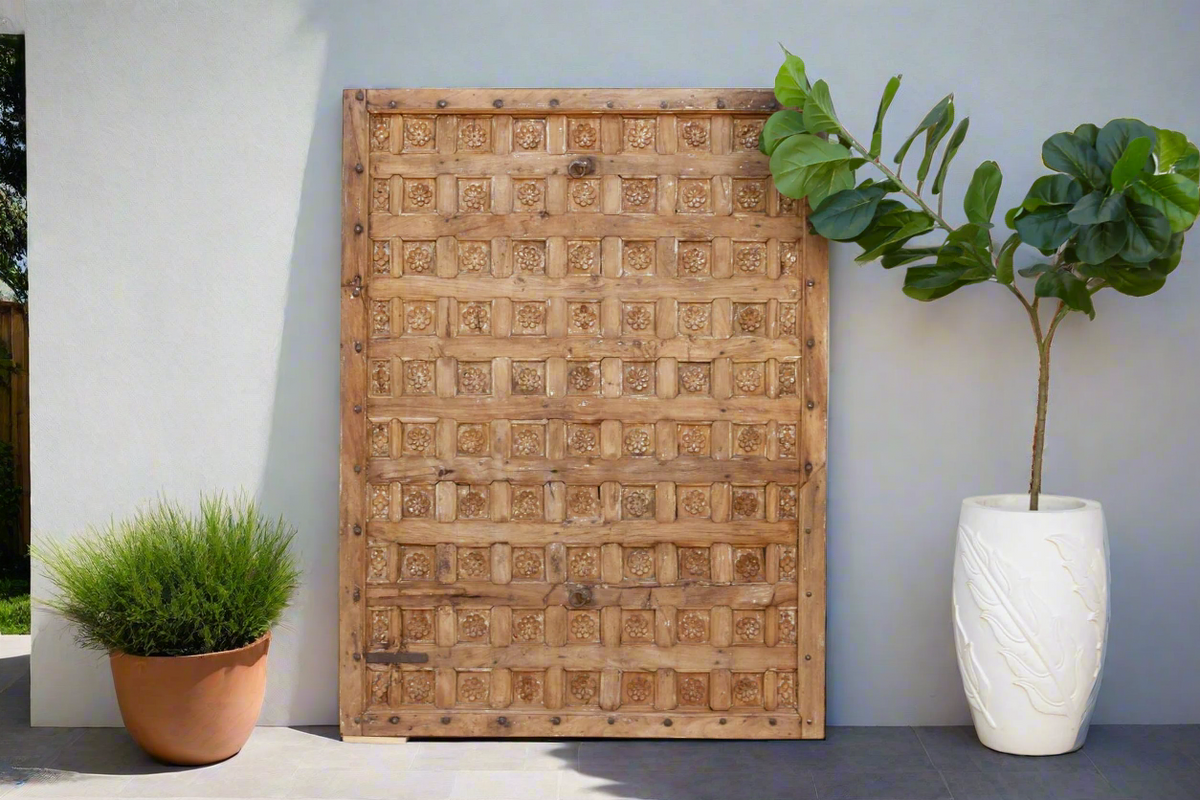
995,233,1020,285
804,163,857,209
917,101,955,184
760,110,806,156
855,210,935,263
1042,132,1107,189
1099,265,1167,297
803,80,840,135
769,134,853,198
1034,270,1094,318
1075,220,1128,264
1014,205,1078,252
1127,173,1199,233
809,187,886,241
963,161,1002,225
1151,233,1185,275
1153,128,1189,172
1110,137,1154,190
1017,263,1052,278
932,118,970,195
904,263,990,290
1175,143,1199,182
894,93,953,167
1073,123,1099,147
901,268,986,301
880,246,940,268
1095,118,1157,173
774,46,811,107
870,75,902,159
1021,174,1084,212
1067,190,1126,225
1120,201,1172,263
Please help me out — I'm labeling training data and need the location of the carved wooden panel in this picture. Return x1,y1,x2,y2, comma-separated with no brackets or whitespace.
341,89,828,740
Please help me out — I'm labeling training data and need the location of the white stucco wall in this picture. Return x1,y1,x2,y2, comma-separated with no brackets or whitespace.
25,0,1200,726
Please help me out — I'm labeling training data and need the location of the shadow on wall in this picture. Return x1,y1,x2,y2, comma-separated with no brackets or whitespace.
258,1,458,725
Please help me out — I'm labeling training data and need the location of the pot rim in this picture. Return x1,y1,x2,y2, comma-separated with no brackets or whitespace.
962,494,1101,514
110,631,271,662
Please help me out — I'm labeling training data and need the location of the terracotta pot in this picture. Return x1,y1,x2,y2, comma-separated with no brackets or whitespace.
109,633,270,765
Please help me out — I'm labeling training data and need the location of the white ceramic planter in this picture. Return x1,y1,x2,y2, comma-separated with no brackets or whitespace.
952,494,1109,755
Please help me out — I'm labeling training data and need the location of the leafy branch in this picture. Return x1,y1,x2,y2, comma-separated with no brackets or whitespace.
764,47,1198,509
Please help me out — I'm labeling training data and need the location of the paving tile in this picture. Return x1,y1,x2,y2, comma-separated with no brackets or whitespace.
140,760,298,799
811,768,951,800
450,770,561,800
238,726,417,770
940,767,1121,799
1096,768,1200,800
914,726,1095,773
39,729,164,776
287,766,455,800
0,680,30,727
8,768,131,797
416,740,543,771
521,741,579,771
782,727,935,772
1149,725,1200,767
578,739,749,770
0,650,28,696
564,762,816,800
1084,725,1199,774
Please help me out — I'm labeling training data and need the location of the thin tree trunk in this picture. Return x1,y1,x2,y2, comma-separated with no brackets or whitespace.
1028,343,1051,511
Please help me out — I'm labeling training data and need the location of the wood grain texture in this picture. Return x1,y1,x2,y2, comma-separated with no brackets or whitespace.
340,89,827,740
339,89,370,737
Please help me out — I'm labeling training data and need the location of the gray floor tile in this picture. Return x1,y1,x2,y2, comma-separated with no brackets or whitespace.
522,741,579,771
240,726,417,770
940,768,1122,799
790,727,935,772
564,762,816,800
1095,768,1200,800
450,770,561,800
1085,725,1200,775
287,766,455,800
417,740,544,771
812,768,951,800
914,726,1095,773
8,768,132,797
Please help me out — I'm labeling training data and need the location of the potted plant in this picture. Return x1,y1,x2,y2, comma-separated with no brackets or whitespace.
763,49,1196,755
34,495,300,765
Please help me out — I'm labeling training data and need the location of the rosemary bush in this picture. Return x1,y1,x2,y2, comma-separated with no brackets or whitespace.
764,48,1197,509
34,495,300,657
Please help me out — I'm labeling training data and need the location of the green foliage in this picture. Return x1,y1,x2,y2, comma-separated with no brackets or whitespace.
33,494,300,657
762,49,1195,318
0,574,30,635
0,35,25,304
763,48,1196,508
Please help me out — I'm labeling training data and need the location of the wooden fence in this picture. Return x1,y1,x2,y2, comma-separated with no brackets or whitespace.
0,302,29,560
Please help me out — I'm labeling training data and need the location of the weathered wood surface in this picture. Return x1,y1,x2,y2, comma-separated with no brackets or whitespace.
340,89,827,740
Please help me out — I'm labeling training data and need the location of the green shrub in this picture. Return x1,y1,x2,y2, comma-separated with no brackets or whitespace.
33,495,300,656
0,575,29,634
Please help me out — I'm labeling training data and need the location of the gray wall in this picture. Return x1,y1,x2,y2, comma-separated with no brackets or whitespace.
25,0,1200,725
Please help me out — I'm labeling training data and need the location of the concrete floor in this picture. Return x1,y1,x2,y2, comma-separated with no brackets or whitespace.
2,636,1198,799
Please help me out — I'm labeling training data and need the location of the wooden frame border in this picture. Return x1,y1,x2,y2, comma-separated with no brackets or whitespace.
339,88,828,740
365,88,779,114
340,89,370,738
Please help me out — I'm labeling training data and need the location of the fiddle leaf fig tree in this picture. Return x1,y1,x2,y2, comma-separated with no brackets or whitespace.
766,47,1198,510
